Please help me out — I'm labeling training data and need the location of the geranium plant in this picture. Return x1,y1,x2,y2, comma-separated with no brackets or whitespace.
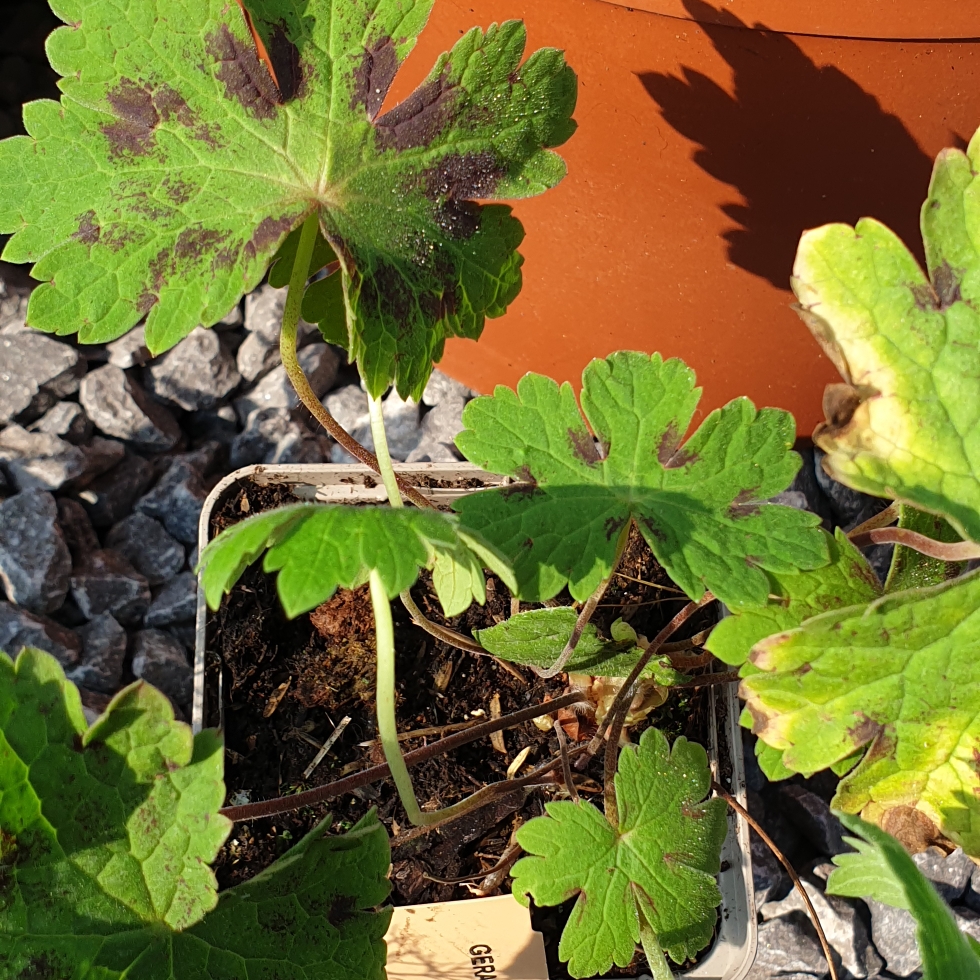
4,0,980,975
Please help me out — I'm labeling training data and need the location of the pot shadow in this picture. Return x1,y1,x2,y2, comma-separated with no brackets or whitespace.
638,0,934,290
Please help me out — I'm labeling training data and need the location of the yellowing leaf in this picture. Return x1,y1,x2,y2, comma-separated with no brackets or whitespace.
793,130,980,541
741,570,980,855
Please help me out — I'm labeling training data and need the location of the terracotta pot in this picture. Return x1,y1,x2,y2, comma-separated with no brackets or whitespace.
387,0,980,431
192,462,756,979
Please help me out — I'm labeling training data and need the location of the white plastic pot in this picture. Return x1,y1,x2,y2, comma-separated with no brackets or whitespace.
192,462,757,980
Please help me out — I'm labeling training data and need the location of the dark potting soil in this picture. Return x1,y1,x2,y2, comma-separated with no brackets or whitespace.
205,478,722,977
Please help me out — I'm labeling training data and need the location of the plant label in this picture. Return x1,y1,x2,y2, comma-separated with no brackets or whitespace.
385,895,549,980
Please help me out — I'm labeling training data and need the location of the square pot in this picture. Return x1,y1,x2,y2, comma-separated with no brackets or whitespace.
192,462,756,980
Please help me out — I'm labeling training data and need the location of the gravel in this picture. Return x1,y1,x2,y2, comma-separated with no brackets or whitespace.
0,331,84,425
70,549,151,625
145,327,241,411
105,512,186,586
131,629,193,707
79,364,181,451
0,600,80,667
66,612,127,693
0,488,72,613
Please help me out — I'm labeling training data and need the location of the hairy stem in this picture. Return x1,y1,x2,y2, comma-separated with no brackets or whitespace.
399,589,526,681
554,717,579,803
219,689,584,821
636,901,675,980
712,781,840,980
603,695,628,824
538,522,631,678
371,568,429,825
277,218,433,509
399,590,486,653
849,526,980,561
368,392,404,509
847,502,899,537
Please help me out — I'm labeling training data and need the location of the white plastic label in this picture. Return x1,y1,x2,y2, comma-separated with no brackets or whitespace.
385,894,550,980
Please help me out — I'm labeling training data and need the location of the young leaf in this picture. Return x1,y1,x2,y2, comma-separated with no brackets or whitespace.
793,129,980,541
885,504,967,593
475,606,680,680
0,0,576,399
0,647,230,966
706,528,880,667
455,351,828,607
198,503,463,616
827,814,980,980
511,728,727,977
741,570,980,855
429,528,517,618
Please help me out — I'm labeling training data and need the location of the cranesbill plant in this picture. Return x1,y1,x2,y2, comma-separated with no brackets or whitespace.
9,0,980,974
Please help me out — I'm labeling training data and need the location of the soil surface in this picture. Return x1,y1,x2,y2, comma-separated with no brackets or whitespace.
205,478,721,977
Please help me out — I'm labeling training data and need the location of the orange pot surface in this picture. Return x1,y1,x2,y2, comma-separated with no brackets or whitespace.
596,0,980,40
388,0,980,433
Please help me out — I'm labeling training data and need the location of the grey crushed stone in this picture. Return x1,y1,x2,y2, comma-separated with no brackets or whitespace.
0,488,72,613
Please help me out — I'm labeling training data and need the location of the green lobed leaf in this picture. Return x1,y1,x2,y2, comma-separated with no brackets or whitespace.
707,528,881,667
884,504,967,593
792,129,980,541
455,351,828,607
1,648,392,979
475,607,683,681
827,814,980,980
741,569,980,855
197,502,464,616
754,739,794,781
512,727,727,977
1,0,576,399
0,647,230,970
170,809,391,980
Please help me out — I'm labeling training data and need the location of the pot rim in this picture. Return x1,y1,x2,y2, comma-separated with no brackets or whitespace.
592,0,980,42
192,461,757,980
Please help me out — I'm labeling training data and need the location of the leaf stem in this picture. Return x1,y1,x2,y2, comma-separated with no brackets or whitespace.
848,527,980,561
636,899,676,980
399,589,526,681
399,590,486,653
847,501,899,537
554,717,579,803
364,398,504,667
579,595,714,771
368,392,404,509
372,567,514,827
219,690,584,821
538,522,631,678
712,780,840,980
277,216,433,510
371,568,429,825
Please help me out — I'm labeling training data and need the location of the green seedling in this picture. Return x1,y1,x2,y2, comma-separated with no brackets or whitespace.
512,728,727,979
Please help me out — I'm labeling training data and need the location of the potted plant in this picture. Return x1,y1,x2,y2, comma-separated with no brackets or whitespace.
5,0,980,975
0,0,774,973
